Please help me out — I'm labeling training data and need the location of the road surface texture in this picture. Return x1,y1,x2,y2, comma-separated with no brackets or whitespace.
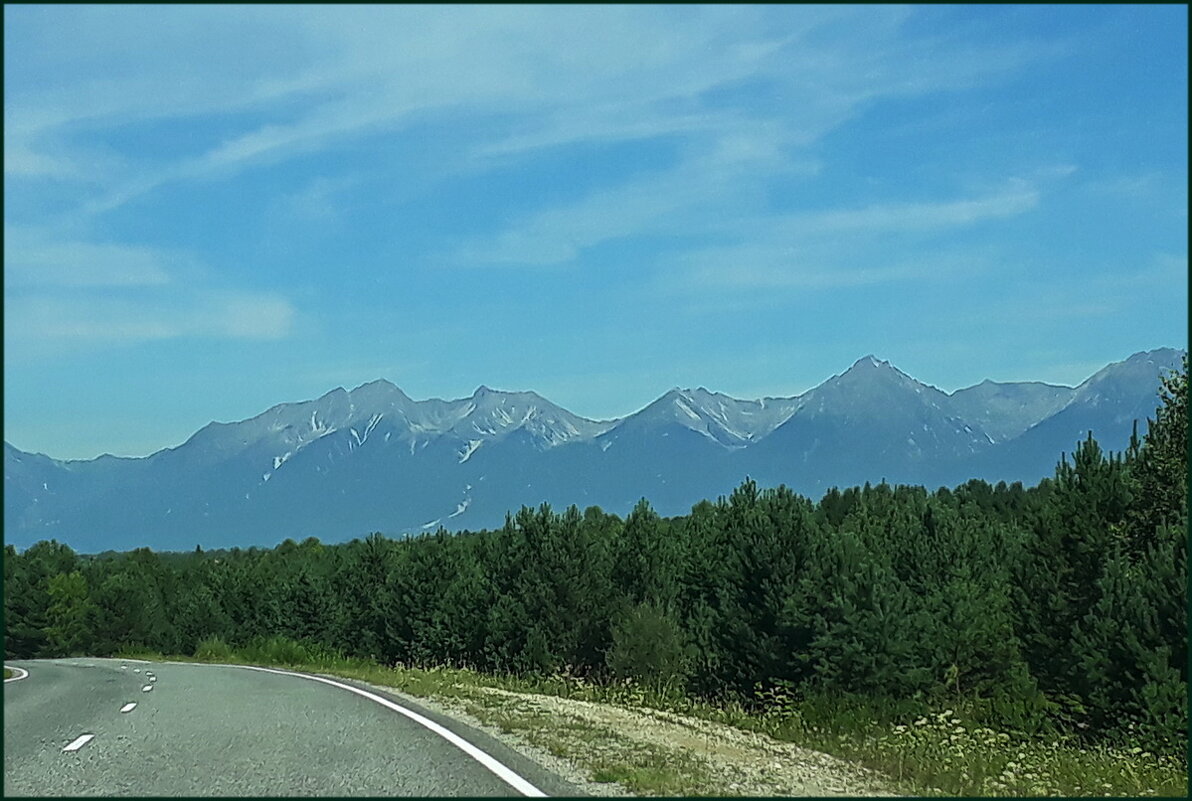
3,658,584,797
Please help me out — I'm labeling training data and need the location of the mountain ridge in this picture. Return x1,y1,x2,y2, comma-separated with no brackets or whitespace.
4,347,1184,552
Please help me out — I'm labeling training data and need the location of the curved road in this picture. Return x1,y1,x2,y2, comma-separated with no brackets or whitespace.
3,658,584,796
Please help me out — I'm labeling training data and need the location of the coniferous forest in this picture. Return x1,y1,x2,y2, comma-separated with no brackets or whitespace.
5,361,1186,757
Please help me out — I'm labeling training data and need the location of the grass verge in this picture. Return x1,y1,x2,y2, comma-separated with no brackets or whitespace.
113,640,1188,797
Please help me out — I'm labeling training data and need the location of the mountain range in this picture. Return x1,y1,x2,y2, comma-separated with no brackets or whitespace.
4,348,1183,553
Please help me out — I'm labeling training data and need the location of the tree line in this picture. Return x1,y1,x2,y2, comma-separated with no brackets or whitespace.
5,360,1186,753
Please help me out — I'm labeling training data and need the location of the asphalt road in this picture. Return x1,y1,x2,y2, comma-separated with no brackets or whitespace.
3,658,583,797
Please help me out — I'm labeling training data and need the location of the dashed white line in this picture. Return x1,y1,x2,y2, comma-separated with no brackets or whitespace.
63,734,95,752
133,668,141,673
4,666,29,683
141,684,153,692
120,702,137,713
149,676,157,682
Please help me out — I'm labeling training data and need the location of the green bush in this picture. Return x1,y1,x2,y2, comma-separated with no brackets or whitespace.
194,636,234,661
240,635,311,666
606,602,691,696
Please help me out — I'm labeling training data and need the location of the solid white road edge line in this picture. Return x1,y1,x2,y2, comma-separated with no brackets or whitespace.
63,734,95,752
209,663,548,797
4,666,30,683
120,702,137,713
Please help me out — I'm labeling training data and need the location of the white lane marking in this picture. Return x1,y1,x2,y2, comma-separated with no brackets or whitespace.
141,685,153,692
133,668,141,673
206,663,548,797
4,666,30,683
63,734,95,752
120,702,137,713
149,676,157,682
121,665,128,670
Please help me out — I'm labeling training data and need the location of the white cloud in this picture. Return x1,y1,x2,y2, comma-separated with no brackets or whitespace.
5,289,295,345
3,228,296,350
772,182,1040,237
271,175,360,224
674,244,997,294
6,5,1056,222
5,229,180,288
454,132,820,267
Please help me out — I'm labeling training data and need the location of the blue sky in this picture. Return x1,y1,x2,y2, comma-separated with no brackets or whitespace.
4,4,1187,460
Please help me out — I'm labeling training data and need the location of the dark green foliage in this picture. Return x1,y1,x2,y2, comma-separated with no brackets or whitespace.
1125,356,1188,554
606,601,692,693
45,571,97,657
6,359,1185,755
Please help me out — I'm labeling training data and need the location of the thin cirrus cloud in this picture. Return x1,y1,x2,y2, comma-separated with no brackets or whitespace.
454,130,823,268
1,224,210,287
9,5,1054,221
5,290,295,347
648,183,1038,295
4,229,295,348
772,182,1040,237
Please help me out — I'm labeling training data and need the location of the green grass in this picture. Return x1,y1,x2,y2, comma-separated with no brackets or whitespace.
3,668,12,680
111,641,1189,797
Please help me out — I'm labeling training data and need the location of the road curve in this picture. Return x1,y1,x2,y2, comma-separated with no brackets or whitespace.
3,658,584,797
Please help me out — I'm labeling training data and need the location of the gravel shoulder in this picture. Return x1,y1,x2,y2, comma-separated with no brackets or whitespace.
354,678,899,797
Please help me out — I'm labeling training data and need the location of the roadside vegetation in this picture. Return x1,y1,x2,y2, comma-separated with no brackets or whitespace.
115,638,1186,796
3,668,12,680
9,359,1188,797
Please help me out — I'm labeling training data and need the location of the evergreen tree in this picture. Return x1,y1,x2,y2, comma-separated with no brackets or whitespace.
45,571,97,657
1124,356,1188,556
606,601,692,694
1013,434,1132,695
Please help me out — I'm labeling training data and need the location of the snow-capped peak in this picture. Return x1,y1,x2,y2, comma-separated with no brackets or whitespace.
618,386,800,447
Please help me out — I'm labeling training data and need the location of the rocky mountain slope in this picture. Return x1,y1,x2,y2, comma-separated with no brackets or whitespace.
4,348,1183,552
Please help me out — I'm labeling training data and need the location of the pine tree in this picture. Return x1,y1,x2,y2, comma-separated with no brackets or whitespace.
45,571,97,657
1013,434,1132,695
1125,356,1188,557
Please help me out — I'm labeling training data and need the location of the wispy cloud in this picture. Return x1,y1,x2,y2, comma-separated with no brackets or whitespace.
5,289,294,346
4,227,295,352
271,175,361,224
4,228,186,288
773,182,1039,237
455,132,818,266
7,5,1056,225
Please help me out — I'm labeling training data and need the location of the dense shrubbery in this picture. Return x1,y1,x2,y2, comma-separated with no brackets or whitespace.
6,361,1186,755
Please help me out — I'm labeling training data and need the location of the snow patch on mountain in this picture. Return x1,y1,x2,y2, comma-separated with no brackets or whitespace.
459,439,483,463
449,497,471,518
